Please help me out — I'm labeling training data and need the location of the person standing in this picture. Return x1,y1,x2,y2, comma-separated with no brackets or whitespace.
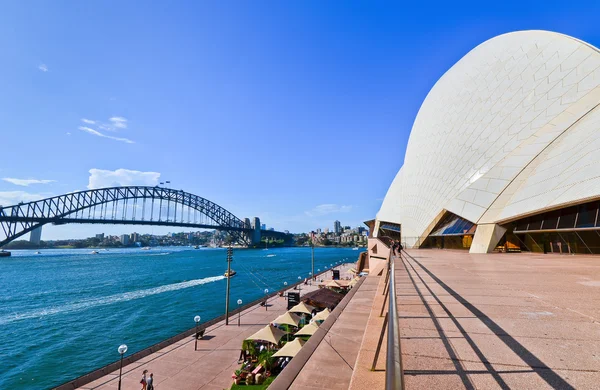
146,373,154,390
140,369,148,390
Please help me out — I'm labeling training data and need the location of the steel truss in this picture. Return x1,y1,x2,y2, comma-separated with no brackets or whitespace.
0,186,251,247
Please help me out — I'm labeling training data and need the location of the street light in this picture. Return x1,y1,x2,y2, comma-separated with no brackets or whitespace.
264,288,269,311
117,344,127,390
237,299,242,326
298,276,302,294
194,315,201,351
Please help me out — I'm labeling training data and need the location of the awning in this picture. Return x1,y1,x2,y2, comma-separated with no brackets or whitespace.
288,301,315,315
312,308,330,322
246,325,288,344
272,338,305,358
294,322,319,337
325,280,341,288
273,311,301,327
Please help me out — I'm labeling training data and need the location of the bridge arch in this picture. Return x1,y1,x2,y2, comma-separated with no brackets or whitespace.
0,186,251,247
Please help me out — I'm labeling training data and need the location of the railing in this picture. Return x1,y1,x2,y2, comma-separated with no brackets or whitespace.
386,252,404,390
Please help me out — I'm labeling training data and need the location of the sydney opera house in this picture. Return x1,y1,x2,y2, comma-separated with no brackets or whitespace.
376,30,600,254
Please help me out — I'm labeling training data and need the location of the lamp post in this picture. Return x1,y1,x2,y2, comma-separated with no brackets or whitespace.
309,272,312,285
264,288,269,311
117,344,127,390
225,246,233,325
237,299,242,326
194,315,201,350
298,276,302,295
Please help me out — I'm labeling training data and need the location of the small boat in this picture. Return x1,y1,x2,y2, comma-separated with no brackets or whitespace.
90,250,99,254
352,247,359,250
35,251,41,254
194,245,200,249
141,247,151,250
0,250,11,257
224,270,237,277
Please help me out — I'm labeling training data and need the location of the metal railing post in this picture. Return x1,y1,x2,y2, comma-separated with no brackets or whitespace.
386,253,404,390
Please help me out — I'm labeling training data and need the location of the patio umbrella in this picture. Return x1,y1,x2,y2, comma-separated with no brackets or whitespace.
325,280,341,288
348,278,358,287
273,311,301,327
246,325,288,344
294,322,319,337
273,338,306,358
347,268,357,274
312,308,330,322
288,301,315,315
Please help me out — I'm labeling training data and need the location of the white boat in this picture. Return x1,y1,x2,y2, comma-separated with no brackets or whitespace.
141,247,151,250
224,269,237,277
352,247,359,250
35,251,41,254
91,250,99,254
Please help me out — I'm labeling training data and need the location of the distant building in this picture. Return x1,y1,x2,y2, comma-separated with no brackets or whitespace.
130,232,139,242
269,228,275,231
284,230,289,234
120,234,130,245
324,228,329,234
261,224,266,230
95,233,105,240
334,220,341,234
316,228,322,234
30,226,42,245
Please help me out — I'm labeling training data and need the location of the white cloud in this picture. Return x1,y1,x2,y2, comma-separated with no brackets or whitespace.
87,168,161,189
305,204,353,217
78,126,135,144
38,64,48,72
0,191,46,206
66,132,71,136
2,178,56,186
81,118,96,125
109,116,127,129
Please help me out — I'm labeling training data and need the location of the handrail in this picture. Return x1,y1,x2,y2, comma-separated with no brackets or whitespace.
386,252,404,390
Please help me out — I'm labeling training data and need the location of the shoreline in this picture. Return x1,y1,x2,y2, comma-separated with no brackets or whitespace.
54,262,357,390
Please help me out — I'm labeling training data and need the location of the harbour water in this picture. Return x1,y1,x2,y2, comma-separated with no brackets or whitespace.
0,246,361,389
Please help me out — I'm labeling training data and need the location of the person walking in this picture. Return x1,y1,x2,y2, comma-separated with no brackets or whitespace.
140,369,148,390
146,373,154,390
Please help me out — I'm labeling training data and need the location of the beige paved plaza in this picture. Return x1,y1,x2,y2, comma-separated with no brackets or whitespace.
397,249,600,389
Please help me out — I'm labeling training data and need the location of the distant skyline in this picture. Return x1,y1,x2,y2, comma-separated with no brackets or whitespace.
1,1,600,240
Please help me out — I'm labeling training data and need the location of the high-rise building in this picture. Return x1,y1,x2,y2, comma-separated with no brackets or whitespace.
95,233,105,240
261,224,266,230
334,220,341,234
30,226,42,245
130,232,139,242
120,234,130,245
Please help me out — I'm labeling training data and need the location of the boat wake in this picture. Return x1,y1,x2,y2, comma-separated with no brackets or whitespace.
266,254,276,257
0,275,225,326
148,252,170,256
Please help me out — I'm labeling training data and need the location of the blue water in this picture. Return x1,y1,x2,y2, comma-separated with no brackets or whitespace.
0,246,362,389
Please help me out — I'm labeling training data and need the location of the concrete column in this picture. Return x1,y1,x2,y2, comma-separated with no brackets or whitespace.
469,223,506,253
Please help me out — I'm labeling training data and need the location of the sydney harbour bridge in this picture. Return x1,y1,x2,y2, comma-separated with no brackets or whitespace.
0,186,292,248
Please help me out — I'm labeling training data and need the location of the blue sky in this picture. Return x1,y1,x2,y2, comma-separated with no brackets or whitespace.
1,1,600,239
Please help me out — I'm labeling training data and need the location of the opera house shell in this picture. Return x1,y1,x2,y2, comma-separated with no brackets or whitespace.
377,30,600,254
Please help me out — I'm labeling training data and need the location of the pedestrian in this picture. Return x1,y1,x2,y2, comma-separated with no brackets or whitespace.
140,369,148,390
146,373,154,390
391,241,398,257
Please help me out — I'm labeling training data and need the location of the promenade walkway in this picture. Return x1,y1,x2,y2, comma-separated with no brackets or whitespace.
397,249,600,389
77,263,355,390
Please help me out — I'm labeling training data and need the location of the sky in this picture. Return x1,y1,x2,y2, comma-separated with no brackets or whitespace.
1,1,600,240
